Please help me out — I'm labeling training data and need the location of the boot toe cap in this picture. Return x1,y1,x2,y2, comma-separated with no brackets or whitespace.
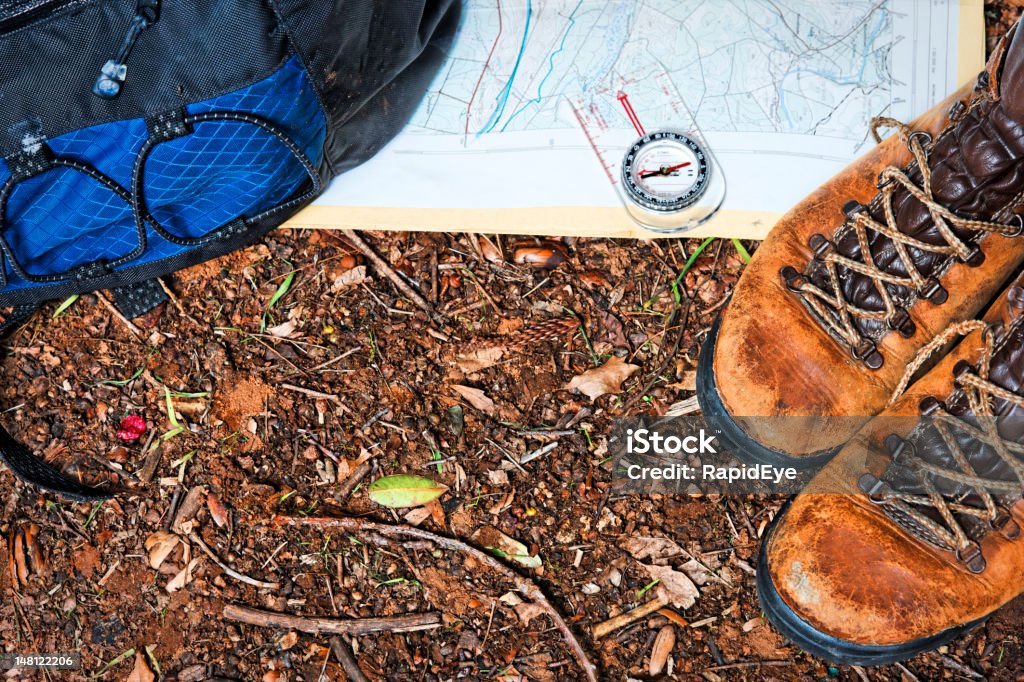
763,493,981,648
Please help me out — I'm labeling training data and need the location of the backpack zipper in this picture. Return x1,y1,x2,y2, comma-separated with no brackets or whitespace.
0,0,78,34
92,0,160,99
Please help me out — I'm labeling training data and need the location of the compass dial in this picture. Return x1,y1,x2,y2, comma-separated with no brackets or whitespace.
621,131,711,213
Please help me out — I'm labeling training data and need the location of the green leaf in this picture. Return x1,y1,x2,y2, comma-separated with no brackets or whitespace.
261,271,295,333
730,238,752,264
367,474,448,509
52,294,80,319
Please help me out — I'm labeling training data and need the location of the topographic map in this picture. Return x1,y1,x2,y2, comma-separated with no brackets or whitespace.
309,0,981,239
421,0,896,140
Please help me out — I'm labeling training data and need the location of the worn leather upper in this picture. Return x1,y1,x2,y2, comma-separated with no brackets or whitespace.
765,283,1024,644
710,22,1024,455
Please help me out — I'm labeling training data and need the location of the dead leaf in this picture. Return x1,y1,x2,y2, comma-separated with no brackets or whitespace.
403,506,432,526
330,265,368,292
456,346,505,373
144,531,180,570
207,493,229,528
166,557,200,593
278,631,299,651
621,536,685,564
487,469,509,487
514,601,547,625
172,485,207,535
471,526,541,569
426,498,446,527
642,563,699,609
9,530,28,587
649,625,676,676
126,651,155,682
478,237,503,264
266,320,297,338
499,591,523,606
22,524,47,578
596,309,628,348
565,356,639,401
451,385,496,415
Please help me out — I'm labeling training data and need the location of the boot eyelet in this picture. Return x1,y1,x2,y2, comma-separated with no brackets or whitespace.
960,245,985,267
907,130,933,148
918,396,944,416
780,266,806,292
1004,214,1024,239
1008,286,1024,316
993,510,1021,540
808,234,833,260
952,359,975,384
887,307,916,337
983,323,1004,345
857,473,890,503
956,543,987,573
884,433,911,460
918,277,948,305
842,200,865,218
948,100,967,121
852,339,883,370
976,70,991,92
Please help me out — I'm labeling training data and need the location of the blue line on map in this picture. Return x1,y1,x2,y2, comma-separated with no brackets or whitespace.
777,8,888,129
477,0,533,136
498,0,584,132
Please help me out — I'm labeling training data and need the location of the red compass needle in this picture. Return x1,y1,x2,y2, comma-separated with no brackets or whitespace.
639,162,691,179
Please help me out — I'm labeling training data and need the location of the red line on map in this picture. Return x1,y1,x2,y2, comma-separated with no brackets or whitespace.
618,92,645,137
465,0,504,139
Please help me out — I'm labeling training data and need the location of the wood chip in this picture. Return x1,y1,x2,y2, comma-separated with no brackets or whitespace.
593,598,666,640
649,625,676,676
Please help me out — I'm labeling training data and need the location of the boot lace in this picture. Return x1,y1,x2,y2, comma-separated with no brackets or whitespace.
862,318,1024,572
783,117,1023,369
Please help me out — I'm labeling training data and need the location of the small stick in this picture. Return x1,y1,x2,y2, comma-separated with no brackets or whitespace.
137,433,161,484
341,230,437,319
281,383,342,405
592,598,667,640
335,459,373,501
703,661,795,672
96,291,143,340
276,515,599,682
223,604,440,636
520,442,558,465
329,637,370,682
188,533,280,590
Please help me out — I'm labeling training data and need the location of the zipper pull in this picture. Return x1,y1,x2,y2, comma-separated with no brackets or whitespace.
93,0,160,99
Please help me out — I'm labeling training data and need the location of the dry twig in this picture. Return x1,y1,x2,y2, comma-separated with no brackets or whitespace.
592,598,666,640
329,637,371,682
223,604,440,636
188,533,280,590
341,230,438,319
275,514,599,682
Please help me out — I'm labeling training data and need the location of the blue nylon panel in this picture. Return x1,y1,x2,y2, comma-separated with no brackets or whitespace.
1,55,326,291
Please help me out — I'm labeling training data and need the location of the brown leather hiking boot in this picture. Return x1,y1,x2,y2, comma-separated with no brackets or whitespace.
697,21,1024,467
757,281,1024,665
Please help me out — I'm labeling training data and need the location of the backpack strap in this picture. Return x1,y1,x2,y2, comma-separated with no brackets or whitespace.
0,426,111,502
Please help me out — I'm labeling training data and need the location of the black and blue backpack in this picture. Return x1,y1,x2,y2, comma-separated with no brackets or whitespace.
0,0,461,500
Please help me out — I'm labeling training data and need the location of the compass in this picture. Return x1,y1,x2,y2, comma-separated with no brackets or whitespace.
621,130,711,213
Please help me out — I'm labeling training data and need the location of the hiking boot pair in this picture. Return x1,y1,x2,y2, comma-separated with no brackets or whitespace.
696,21,1024,664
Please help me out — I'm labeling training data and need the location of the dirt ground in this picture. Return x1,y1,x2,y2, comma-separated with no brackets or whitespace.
2,4,1024,682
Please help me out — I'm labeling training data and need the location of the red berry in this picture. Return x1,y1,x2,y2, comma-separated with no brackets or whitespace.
116,414,147,442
